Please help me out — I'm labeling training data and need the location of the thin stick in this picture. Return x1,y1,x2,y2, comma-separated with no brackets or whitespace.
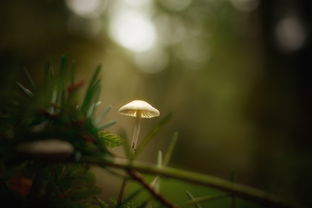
127,170,178,208
83,157,292,208
117,178,128,205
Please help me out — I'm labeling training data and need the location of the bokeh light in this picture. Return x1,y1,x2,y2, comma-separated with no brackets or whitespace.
109,0,157,52
230,0,259,12
133,47,168,73
67,16,102,37
109,11,157,52
159,0,192,12
155,15,187,45
275,15,306,52
66,0,107,18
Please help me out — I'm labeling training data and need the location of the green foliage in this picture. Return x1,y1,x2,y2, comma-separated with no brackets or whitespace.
0,57,288,208
135,113,172,156
99,131,124,148
185,191,202,208
0,57,173,208
164,132,178,166
116,189,143,208
0,57,116,208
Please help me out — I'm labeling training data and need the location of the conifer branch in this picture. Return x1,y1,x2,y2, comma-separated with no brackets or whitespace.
127,169,178,208
83,157,292,208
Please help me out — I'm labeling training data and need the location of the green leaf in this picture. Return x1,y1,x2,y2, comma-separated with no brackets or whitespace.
99,131,124,148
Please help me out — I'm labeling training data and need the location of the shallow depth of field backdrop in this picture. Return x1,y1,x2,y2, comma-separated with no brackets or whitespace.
0,0,311,207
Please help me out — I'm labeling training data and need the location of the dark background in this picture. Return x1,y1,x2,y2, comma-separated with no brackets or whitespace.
0,0,311,207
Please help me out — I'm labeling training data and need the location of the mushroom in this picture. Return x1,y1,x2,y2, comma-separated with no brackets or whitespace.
119,100,160,152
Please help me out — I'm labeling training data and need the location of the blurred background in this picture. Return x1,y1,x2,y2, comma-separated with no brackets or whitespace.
0,0,311,207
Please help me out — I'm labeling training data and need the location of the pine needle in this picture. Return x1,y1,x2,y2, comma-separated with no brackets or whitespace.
187,193,229,205
16,82,33,96
135,113,172,156
23,68,35,89
164,132,178,166
185,191,202,208
99,120,117,130
116,189,142,208
95,106,112,124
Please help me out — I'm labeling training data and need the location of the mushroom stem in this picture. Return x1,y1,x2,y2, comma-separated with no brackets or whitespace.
131,111,142,152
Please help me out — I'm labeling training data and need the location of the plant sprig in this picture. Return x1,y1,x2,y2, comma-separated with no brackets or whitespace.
0,57,292,208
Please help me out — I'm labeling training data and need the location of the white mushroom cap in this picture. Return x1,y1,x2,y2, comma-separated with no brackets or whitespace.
119,100,160,118
16,139,74,155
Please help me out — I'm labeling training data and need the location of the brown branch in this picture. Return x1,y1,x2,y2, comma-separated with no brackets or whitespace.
83,157,292,208
127,169,178,208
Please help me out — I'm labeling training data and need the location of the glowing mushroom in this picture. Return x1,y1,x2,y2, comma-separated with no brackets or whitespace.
119,100,160,152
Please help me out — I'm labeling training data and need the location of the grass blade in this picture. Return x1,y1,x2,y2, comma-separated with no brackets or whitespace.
16,82,33,96
137,200,149,208
135,113,172,156
89,65,101,88
185,191,202,208
121,133,133,160
95,106,112,124
23,68,35,89
150,133,177,196
59,56,67,75
164,132,178,166
44,62,54,82
116,189,142,208
87,101,101,118
187,193,229,205
80,65,101,114
95,197,109,208
99,120,117,130
70,61,76,85
150,150,162,192
81,78,101,115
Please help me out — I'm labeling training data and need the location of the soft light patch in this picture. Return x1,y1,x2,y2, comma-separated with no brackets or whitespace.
109,11,157,52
